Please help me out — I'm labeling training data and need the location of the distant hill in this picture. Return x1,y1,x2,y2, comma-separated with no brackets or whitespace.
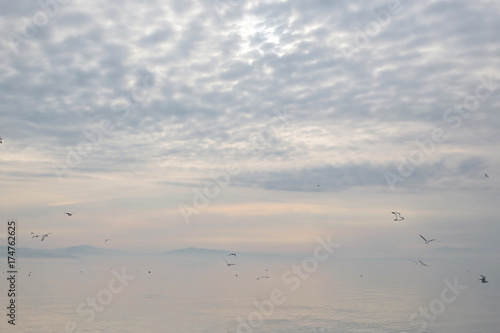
62,245,130,256
162,247,230,256
161,247,292,260
0,245,292,259
0,246,78,259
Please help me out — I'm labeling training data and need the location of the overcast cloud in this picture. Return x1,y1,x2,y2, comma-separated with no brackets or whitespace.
0,0,499,255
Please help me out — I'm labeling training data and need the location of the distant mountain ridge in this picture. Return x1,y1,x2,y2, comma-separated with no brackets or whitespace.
0,245,292,259
162,247,231,256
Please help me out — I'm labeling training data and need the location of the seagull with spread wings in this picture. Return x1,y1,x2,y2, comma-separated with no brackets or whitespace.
41,232,51,241
479,275,489,283
64,213,74,216
391,212,404,221
223,257,236,266
420,234,435,244
419,260,429,267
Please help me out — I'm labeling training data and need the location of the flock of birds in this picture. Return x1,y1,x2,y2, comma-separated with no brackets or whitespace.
7,163,492,286
30,212,112,244
222,253,269,280
391,210,489,284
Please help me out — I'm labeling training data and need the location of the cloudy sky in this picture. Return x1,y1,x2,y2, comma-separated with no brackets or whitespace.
1,0,499,256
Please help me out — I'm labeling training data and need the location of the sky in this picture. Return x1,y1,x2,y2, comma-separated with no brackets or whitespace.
0,0,499,256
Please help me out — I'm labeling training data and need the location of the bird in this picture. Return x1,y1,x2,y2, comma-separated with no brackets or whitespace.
229,253,236,257
419,260,429,267
223,257,236,266
104,239,112,243
391,211,404,221
0,137,2,144
41,232,51,241
64,213,74,216
420,234,435,244
485,173,489,178
479,275,488,283
257,276,269,280
30,232,39,238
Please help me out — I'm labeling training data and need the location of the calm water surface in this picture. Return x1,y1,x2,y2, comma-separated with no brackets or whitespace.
1,255,499,332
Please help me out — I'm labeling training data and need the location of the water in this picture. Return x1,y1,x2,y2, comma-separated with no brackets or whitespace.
1,255,499,332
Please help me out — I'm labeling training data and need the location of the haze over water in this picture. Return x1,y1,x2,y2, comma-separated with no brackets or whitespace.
1,252,499,333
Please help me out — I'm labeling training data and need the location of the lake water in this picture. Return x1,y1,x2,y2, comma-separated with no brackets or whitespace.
1,255,499,332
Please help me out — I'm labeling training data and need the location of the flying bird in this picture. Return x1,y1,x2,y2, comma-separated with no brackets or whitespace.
41,232,51,241
256,276,269,280
223,257,236,266
229,253,236,257
420,234,435,244
64,213,74,216
485,173,489,178
30,232,39,238
104,239,112,243
479,275,488,283
0,137,2,144
419,260,429,267
391,212,404,221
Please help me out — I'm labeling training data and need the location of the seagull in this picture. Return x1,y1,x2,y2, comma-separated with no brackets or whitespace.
257,276,269,280
223,257,236,266
420,234,435,244
30,232,39,238
104,239,112,243
479,275,488,283
64,213,74,216
229,253,236,257
391,211,404,221
41,232,51,241
485,173,489,178
419,260,429,267
0,137,2,144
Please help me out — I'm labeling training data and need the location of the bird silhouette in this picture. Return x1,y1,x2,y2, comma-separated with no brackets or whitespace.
391,212,404,221
41,232,51,241
420,234,435,244
223,257,236,266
